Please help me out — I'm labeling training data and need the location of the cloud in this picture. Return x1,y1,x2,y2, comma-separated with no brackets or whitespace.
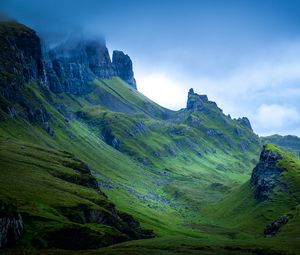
135,72,187,110
252,104,300,133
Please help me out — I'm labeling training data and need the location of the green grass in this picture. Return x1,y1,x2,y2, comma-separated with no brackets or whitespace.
0,77,299,254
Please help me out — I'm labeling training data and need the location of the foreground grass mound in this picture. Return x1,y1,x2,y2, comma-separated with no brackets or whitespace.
0,138,153,250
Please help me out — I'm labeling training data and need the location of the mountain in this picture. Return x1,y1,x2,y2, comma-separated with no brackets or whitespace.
0,21,299,255
262,134,300,157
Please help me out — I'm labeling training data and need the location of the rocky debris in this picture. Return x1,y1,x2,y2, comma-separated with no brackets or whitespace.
102,127,121,150
237,117,253,131
0,201,23,248
264,215,289,237
250,146,284,201
112,50,137,89
234,127,243,136
164,144,177,156
239,140,250,151
126,121,149,137
206,128,224,137
186,115,203,128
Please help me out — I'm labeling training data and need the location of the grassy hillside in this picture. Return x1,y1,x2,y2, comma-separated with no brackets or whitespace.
204,144,300,254
0,138,154,250
1,21,299,255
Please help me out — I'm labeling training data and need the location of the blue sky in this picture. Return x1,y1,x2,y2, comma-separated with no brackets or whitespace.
1,0,300,136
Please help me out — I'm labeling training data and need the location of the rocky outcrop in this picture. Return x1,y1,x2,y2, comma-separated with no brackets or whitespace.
0,20,137,103
112,50,137,89
264,215,289,237
0,21,51,124
45,38,113,94
0,22,46,90
186,88,207,111
0,201,23,248
45,40,137,94
102,127,121,150
250,145,284,201
237,117,252,131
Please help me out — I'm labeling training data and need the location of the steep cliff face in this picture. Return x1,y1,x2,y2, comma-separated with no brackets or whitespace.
0,21,46,89
45,39,114,94
0,21,50,123
112,50,137,89
46,39,137,94
186,88,208,111
250,145,284,201
237,117,253,131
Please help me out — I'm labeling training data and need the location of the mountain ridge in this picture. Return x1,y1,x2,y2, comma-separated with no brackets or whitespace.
0,20,299,255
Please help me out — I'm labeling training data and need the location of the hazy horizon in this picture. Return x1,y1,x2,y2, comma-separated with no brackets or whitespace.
1,0,300,136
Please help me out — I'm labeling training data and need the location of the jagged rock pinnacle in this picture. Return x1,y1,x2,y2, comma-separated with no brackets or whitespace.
112,50,137,89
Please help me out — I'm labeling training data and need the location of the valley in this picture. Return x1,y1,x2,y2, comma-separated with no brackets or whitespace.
0,21,300,255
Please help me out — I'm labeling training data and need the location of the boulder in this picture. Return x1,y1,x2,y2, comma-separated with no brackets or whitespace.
264,215,289,237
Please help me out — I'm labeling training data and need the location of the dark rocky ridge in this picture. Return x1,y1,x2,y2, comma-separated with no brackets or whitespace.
0,21,50,124
237,117,253,131
112,50,136,89
0,21,137,105
186,88,209,111
250,145,284,201
45,39,137,94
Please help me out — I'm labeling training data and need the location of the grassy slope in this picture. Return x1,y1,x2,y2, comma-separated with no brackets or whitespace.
1,78,298,254
0,138,129,250
202,144,300,254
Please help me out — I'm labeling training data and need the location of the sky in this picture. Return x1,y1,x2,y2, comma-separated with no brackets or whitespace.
1,0,300,136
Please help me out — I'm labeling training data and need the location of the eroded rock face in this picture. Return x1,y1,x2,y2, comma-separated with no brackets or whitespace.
0,22,46,89
237,117,253,131
102,127,121,150
186,88,207,111
46,40,137,94
112,50,137,89
250,146,284,201
0,21,51,123
45,38,114,94
0,202,23,248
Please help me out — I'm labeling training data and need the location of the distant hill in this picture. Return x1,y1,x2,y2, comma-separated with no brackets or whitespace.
261,134,300,157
